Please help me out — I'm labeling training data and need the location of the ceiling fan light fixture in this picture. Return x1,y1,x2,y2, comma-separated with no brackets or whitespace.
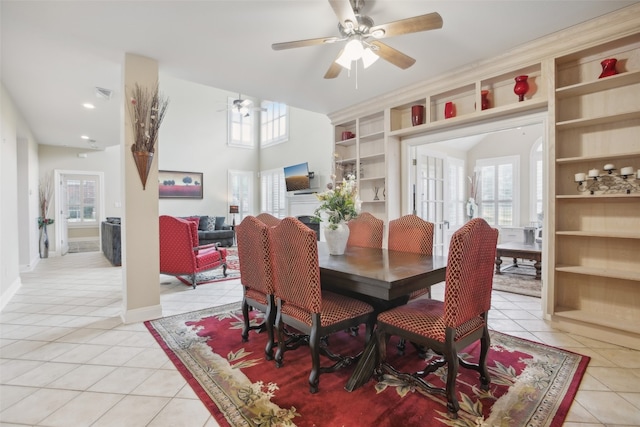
361,47,379,68
344,38,364,60
335,51,353,70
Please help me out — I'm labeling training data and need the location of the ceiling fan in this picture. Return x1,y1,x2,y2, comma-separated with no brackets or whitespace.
271,0,443,79
218,94,266,117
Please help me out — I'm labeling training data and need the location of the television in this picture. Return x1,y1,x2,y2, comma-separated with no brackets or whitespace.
283,162,311,192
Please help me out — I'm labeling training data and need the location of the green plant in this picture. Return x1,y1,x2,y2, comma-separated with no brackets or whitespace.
312,175,359,230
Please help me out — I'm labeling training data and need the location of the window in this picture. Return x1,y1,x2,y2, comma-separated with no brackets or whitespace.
260,168,286,218
228,97,254,148
477,156,520,227
65,176,98,225
228,170,254,221
530,138,543,224
260,101,288,147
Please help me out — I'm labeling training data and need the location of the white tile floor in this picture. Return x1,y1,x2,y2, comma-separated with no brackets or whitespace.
1,252,639,426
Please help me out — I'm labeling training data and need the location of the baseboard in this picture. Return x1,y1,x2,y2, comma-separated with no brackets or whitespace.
0,276,22,312
120,303,163,324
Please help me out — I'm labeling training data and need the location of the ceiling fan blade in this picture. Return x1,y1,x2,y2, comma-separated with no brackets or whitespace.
328,0,358,29
324,49,345,79
369,12,443,39
272,36,340,50
370,41,416,69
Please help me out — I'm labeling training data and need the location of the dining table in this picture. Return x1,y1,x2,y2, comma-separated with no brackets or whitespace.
317,242,448,391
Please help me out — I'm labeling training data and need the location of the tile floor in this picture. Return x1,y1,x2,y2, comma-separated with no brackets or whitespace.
1,252,639,426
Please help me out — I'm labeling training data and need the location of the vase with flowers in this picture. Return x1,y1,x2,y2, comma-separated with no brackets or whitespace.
128,83,170,190
38,173,55,258
312,174,360,255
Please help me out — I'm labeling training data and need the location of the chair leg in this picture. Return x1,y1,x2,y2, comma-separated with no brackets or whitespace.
241,298,250,342
478,326,491,389
264,299,276,361
274,309,285,368
444,331,460,418
308,323,321,394
190,274,197,289
222,263,228,277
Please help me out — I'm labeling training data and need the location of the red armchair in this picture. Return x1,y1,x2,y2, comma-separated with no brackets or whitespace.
159,215,227,289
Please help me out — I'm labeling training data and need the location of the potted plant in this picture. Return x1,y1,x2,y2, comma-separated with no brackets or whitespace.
312,174,360,255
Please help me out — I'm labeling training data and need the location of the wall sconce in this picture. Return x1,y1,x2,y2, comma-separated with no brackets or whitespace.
574,163,639,195
229,205,239,225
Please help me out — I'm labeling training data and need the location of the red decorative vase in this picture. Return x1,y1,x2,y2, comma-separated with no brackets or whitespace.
444,102,455,119
411,105,424,126
599,58,618,78
481,90,490,110
514,75,529,102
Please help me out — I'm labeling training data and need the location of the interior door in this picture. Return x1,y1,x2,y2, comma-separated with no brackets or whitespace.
413,147,446,256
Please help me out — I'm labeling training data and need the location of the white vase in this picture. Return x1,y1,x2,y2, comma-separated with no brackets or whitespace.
324,222,350,255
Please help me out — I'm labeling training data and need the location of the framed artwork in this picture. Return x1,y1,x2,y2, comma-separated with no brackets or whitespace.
158,170,203,199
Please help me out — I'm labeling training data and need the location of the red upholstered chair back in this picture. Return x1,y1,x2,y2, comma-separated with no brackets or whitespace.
443,218,498,328
159,215,197,273
236,216,274,296
270,217,321,314
388,214,434,255
256,213,281,227
346,212,384,249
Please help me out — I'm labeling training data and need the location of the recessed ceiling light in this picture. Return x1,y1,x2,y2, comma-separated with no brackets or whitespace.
81,135,89,140
83,103,95,109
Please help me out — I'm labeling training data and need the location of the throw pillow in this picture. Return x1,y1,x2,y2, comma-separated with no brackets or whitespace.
198,216,209,231
207,216,216,231
214,216,226,230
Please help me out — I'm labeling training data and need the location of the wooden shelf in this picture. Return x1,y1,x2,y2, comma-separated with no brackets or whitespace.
389,98,547,138
556,151,640,164
556,265,640,281
556,69,640,98
556,193,640,199
553,308,639,334
359,131,384,142
335,137,356,146
360,176,385,182
556,230,640,239
556,110,640,129
361,199,385,204
360,153,384,162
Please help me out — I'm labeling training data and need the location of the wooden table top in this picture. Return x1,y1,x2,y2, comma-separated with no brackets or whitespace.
317,243,448,301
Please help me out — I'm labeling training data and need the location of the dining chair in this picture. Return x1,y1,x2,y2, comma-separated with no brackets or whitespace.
236,216,276,360
346,212,384,249
269,217,375,393
256,212,281,227
387,214,435,354
375,218,498,419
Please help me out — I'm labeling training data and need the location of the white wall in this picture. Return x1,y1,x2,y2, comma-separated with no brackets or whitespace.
260,106,333,192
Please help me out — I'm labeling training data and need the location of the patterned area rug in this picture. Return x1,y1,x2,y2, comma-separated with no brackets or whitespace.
146,303,589,427
493,259,541,297
177,247,240,286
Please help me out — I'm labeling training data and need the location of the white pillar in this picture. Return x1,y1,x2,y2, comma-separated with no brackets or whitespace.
120,53,162,323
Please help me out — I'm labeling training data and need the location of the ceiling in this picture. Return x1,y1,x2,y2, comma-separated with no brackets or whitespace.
2,1,637,151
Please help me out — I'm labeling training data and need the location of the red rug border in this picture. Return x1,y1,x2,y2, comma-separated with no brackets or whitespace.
145,304,591,427
144,304,239,427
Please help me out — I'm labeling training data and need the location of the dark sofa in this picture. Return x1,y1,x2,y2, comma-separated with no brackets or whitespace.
101,217,121,266
183,215,234,247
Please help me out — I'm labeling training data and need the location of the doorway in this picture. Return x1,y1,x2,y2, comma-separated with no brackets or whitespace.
404,113,546,254
54,170,105,256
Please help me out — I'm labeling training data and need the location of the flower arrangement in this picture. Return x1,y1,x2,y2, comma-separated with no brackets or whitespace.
128,83,170,153
38,173,54,229
312,174,360,230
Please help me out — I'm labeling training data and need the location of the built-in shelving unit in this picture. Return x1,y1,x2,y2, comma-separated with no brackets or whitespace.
551,33,640,348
